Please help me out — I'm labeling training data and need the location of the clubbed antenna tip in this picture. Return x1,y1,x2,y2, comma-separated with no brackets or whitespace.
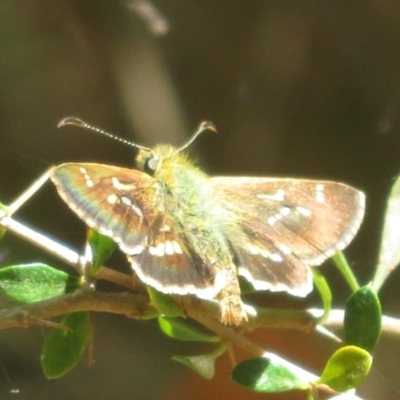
56,116,154,153
176,120,218,153
57,117,87,129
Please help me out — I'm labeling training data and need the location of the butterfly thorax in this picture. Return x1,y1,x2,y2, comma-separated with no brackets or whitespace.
137,144,235,267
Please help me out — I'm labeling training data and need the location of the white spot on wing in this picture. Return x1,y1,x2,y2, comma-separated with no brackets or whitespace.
280,207,291,216
79,166,94,187
131,204,143,219
316,184,325,203
260,249,270,258
270,253,283,262
107,194,118,204
112,177,136,191
121,196,132,206
296,206,312,217
268,210,286,226
165,240,174,255
155,242,165,257
159,224,171,233
149,243,165,257
279,244,292,255
248,244,260,255
172,241,183,254
257,189,285,202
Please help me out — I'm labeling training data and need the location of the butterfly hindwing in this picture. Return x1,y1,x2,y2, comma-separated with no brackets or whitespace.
128,216,219,299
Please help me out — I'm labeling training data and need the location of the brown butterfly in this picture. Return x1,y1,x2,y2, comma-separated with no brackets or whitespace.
51,118,365,325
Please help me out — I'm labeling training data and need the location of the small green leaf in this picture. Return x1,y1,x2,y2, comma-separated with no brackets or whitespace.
147,286,185,318
372,176,400,292
312,268,332,322
332,252,359,293
238,275,256,294
87,229,116,276
158,316,220,342
41,312,90,379
318,345,372,392
232,357,309,393
0,263,79,303
173,343,226,380
306,391,315,400
344,286,381,353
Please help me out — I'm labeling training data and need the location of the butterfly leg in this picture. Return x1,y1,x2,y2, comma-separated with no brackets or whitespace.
216,267,248,326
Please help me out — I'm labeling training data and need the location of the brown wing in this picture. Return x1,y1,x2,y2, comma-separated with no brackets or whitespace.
128,216,220,299
210,177,365,296
51,163,159,254
52,163,221,299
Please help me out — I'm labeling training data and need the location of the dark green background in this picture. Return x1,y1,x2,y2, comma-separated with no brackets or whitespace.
0,1,399,399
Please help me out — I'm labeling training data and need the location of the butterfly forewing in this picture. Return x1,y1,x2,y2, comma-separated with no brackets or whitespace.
51,163,159,254
211,177,365,295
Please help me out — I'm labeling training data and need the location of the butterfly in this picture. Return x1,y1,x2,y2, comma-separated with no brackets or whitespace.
50,118,365,325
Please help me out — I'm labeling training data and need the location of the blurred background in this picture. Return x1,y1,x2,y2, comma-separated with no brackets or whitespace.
0,1,399,399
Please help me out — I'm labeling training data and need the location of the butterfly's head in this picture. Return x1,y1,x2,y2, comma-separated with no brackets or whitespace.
135,145,190,176
135,147,161,176
135,121,217,176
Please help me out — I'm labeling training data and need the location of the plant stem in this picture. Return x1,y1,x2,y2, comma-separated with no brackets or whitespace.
332,252,360,293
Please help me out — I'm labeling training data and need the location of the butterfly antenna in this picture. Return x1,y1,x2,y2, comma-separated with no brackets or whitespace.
57,117,154,153
176,121,217,153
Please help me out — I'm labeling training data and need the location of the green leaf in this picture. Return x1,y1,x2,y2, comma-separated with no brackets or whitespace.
232,357,309,393
148,286,185,318
0,263,79,303
238,275,257,294
173,343,226,380
87,229,116,276
372,176,400,292
311,268,332,322
41,312,90,379
332,252,359,293
158,316,220,342
344,286,381,353
306,391,315,400
318,345,372,392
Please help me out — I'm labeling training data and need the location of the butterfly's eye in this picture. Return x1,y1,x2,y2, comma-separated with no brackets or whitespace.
136,149,159,175
143,155,159,175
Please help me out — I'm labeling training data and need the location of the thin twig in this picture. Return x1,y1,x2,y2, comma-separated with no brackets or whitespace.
0,289,155,331
0,214,143,291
